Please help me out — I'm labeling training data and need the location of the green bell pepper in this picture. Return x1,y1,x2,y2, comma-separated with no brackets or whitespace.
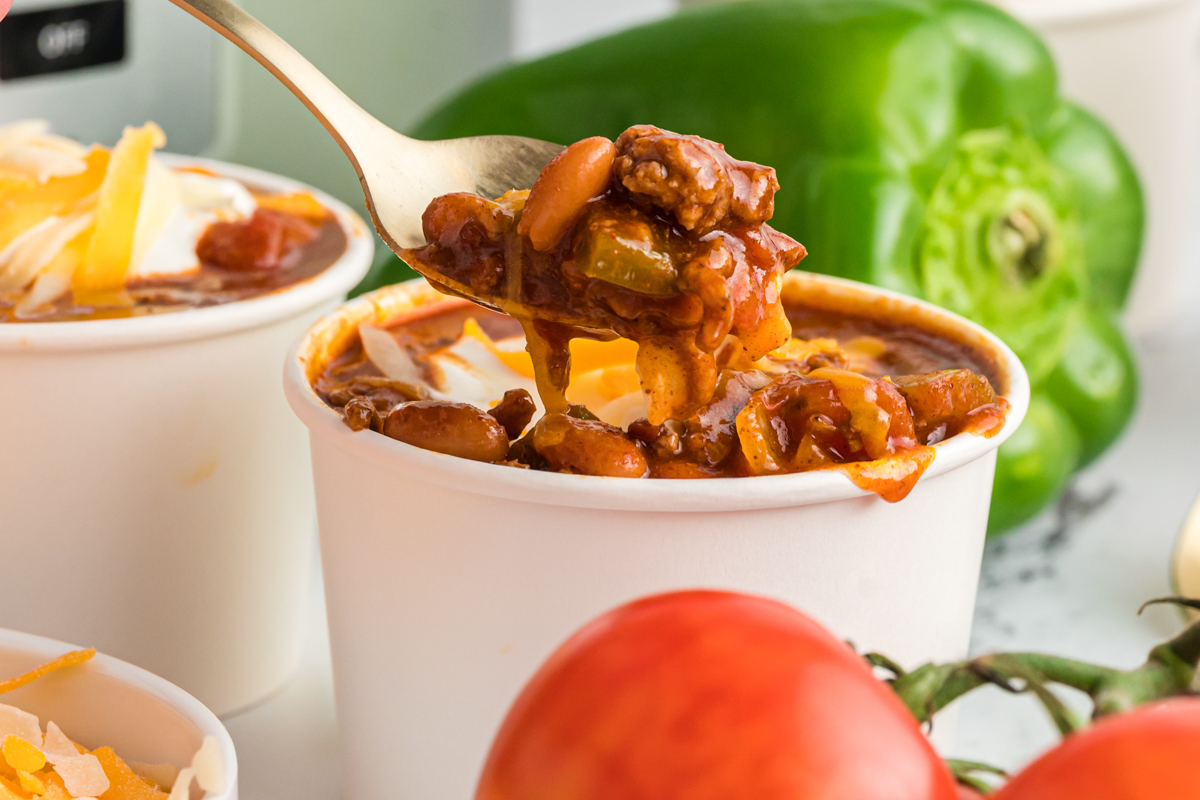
399,0,1143,533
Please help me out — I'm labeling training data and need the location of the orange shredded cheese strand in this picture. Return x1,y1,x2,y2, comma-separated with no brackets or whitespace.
837,447,936,504
461,317,643,380
0,146,103,255
92,748,168,800
15,770,44,795
2,738,44,773
0,148,109,240
0,147,109,207
808,367,894,458
254,191,330,222
462,317,535,377
0,774,28,800
569,337,641,376
74,123,165,302
0,649,95,695
37,771,73,800
565,365,642,407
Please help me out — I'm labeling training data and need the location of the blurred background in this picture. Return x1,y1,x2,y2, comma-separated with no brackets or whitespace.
4,0,1196,331
0,0,674,214
217,0,675,206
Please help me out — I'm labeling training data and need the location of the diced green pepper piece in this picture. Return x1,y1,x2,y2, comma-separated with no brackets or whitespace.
578,227,678,296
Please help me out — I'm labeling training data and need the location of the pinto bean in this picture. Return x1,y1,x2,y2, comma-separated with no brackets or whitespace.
422,192,512,244
628,418,684,461
531,413,649,478
342,396,381,432
415,192,517,294
488,388,537,439
382,401,510,462
518,136,616,252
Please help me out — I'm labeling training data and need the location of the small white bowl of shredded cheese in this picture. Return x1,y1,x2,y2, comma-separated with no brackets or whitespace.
0,628,236,800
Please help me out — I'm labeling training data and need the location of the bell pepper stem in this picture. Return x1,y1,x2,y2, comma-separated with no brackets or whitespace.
988,203,1054,283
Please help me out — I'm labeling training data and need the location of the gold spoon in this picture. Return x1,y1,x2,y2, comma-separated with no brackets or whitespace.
170,0,631,397
167,0,562,257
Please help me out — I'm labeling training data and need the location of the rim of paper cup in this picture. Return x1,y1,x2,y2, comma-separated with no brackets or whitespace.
0,156,373,353
996,0,1196,26
285,272,1030,513
0,627,238,800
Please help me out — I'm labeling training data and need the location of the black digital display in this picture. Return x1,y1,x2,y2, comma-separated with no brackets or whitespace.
0,0,126,81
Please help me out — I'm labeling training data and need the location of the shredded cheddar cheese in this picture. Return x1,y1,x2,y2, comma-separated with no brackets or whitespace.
0,649,226,800
74,123,166,304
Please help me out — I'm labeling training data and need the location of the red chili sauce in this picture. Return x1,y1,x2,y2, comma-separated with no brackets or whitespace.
315,295,1008,502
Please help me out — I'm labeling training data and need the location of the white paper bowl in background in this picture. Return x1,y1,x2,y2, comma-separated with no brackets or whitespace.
992,0,1200,336
0,158,373,716
285,272,1030,800
0,628,237,800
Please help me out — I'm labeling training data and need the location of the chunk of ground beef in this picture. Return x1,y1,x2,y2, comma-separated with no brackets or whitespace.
613,125,779,234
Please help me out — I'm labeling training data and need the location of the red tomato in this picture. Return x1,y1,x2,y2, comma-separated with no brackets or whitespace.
993,698,1200,799
0,0,10,19
957,786,987,800
476,590,959,800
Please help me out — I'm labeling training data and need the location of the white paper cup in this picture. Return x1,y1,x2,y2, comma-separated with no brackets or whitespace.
0,628,237,800
0,158,373,716
285,273,1030,800
992,0,1200,335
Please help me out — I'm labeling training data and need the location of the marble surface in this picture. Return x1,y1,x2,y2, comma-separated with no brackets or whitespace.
952,318,1200,770
223,319,1200,797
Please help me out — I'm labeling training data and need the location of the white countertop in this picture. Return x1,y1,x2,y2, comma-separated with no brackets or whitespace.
952,318,1200,770
223,319,1200,795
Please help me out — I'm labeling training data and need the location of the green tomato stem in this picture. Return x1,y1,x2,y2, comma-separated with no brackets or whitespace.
946,758,1008,794
871,598,1200,735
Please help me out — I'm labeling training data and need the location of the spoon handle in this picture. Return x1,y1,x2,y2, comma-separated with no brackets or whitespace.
166,0,397,167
